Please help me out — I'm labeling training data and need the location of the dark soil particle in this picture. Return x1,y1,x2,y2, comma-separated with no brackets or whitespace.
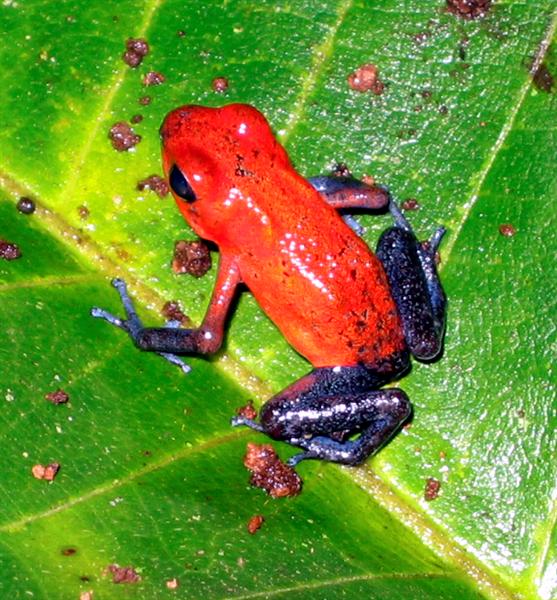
143,71,166,86
402,199,420,211
177,30,186,37
139,95,152,105
243,443,302,498
17,197,36,214
0,240,21,260
247,514,265,534
499,223,516,237
236,402,257,420
331,163,352,178
161,300,192,326
131,114,143,124
106,564,141,584
347,63,385,95
109,122,141,151
137,174,169,197
172,240,212,277
212,77,229,93
424,477,441,501
45,389,69,405
446,0,491,19
533,63,554,93
78,205,90,220
123,38,149,68
61,547,77,556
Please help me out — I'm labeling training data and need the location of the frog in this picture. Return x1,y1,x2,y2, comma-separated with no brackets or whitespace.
92,103,446,466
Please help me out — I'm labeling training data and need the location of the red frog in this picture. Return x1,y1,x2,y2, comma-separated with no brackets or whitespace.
93,104,446,466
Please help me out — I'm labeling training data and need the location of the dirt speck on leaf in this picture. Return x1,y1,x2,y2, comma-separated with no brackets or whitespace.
161,300,191,326
45,389,69,405
106,564,141,584
499,223,516,237
109,122,141,151
123,38,149,67
247,514,265,534
236,402,257,420
143,71,165,86
137,175,169,197
331,162,352,178
425,477,441,500
244,443,302,498
166,577,179,589
446,0,491,19
17,197,36,214
212,76,229,93
139,95,152,106
402,199,420,211
32,463,60,481
61,547,77,556
0,240,21,260
347,63,385,95
172,240,212,277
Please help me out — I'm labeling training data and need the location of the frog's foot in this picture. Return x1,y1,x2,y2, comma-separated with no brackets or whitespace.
91,278,191,374
230,416,265,433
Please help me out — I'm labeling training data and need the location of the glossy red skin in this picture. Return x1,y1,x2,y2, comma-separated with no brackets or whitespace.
160,104,405,368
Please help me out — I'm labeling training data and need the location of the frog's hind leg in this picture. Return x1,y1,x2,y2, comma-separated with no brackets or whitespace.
232,366,410,466
376,201,447,361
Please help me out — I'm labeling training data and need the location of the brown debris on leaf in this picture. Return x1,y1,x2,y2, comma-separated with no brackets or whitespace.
236,402,257,420
0,240,21,260
45,389,69,405
123,38,149,67
424,477,441,501
532,63,554,93
137,175,169,197
172,240,212,277
347,63,385,95
161,300,192,326
32,463,61,481
212,76,229,93
499,223,516,237
143,71,166,86
247,514,265,534
446,0,491,19
109,122,141,151
244,443,302,498
106,564,141,584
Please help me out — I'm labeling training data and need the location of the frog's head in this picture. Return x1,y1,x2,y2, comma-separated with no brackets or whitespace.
160,103,291,244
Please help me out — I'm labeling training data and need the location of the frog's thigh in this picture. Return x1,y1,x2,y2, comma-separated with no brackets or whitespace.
376,226,445,361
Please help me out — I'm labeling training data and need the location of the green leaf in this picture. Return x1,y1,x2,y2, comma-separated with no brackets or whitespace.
1,1,555,598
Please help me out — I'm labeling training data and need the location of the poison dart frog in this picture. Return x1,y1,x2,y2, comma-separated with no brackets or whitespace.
92,103,446,466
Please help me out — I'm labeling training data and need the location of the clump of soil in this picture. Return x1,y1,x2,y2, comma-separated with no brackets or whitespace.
243,443,302,498
172,240,212,277
0,240,21,260
247,514,265,534
424,477,441,500
45,389,69,405
347,63,385,95
212,77,229,93
109,122,141,151
137,175,169,197
105,564,141,584
123,38,149,67
446,0,492,19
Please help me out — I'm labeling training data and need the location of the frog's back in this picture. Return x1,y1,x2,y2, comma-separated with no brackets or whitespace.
231,172,407,368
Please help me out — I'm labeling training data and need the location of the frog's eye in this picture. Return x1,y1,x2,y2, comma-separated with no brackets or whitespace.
169,165,197,203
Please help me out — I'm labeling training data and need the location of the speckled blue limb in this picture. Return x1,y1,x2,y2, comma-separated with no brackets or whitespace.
377,203,447,361
91,279,192,373
308,176,391,236
232,364,410,466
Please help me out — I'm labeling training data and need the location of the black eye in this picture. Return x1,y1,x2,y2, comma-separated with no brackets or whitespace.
169,165,197,203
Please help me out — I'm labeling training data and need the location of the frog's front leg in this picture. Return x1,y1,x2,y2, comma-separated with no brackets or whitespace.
91,256,241,367
232,365,410,466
